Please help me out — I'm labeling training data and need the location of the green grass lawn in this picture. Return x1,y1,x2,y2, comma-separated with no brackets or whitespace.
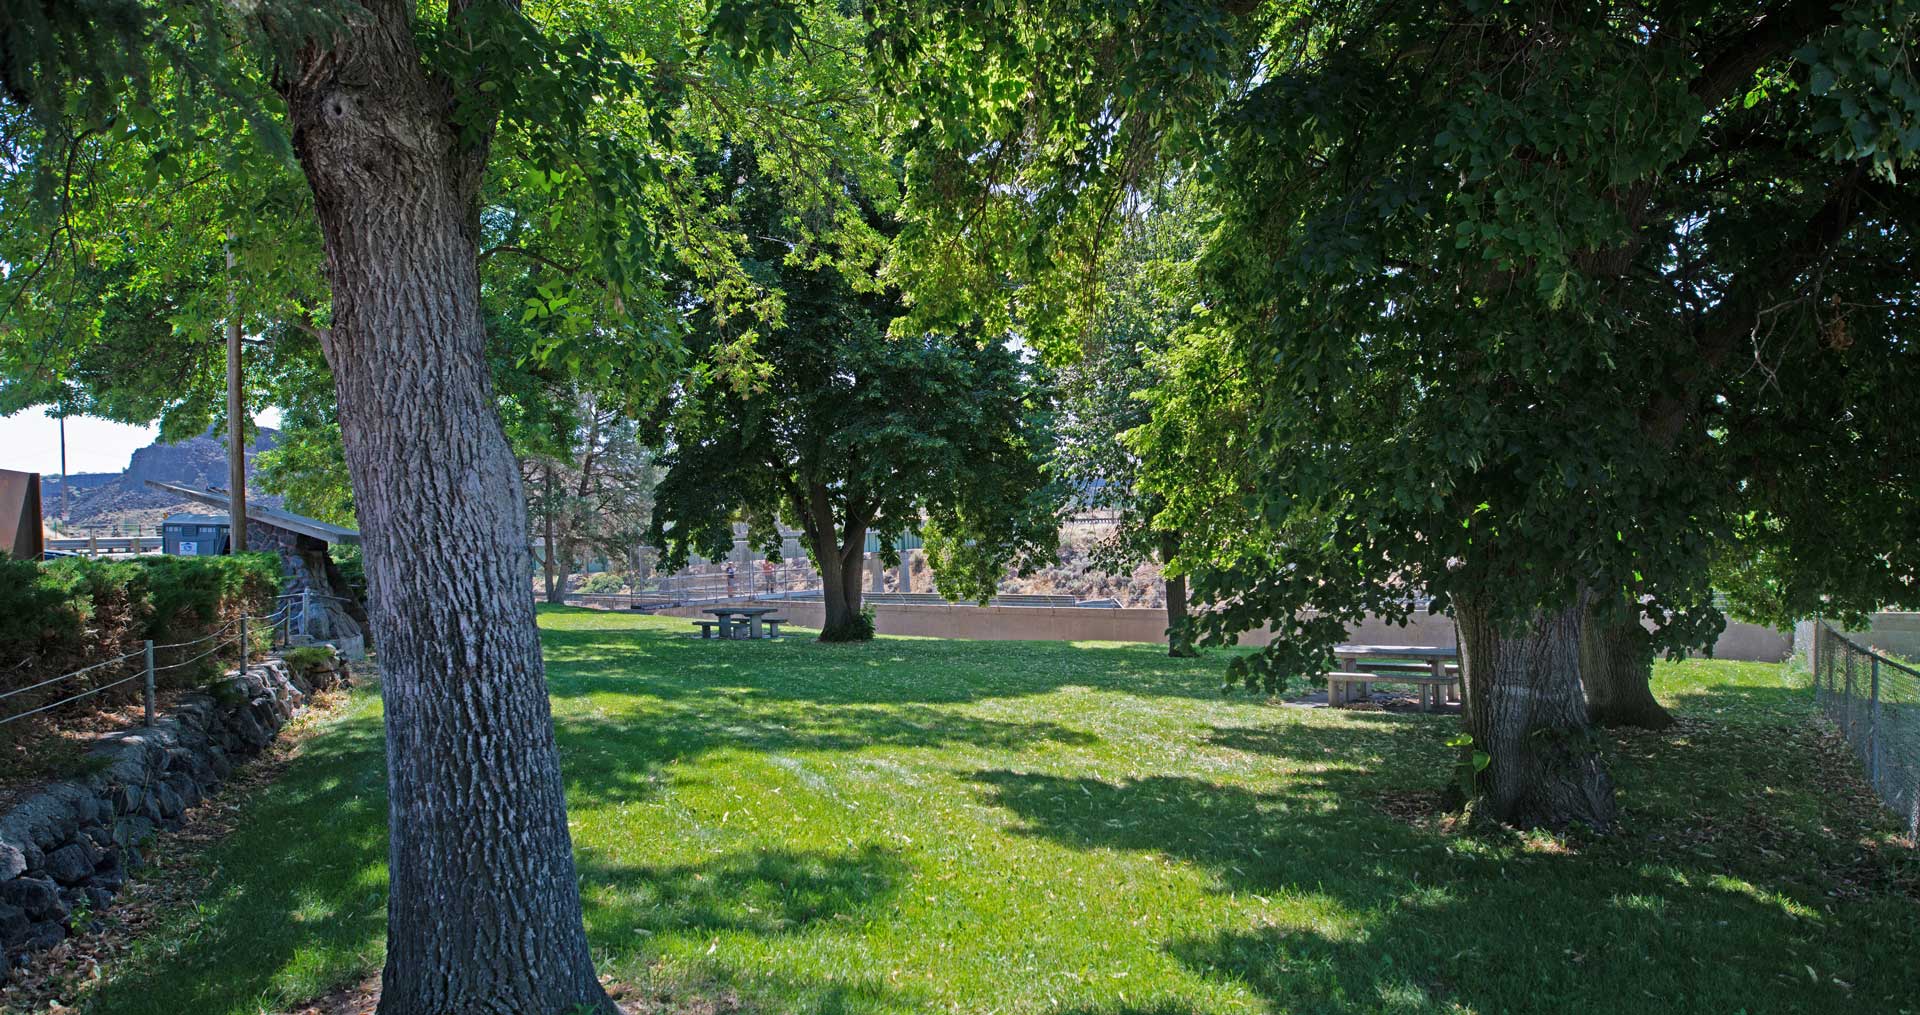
77,608,1919,1015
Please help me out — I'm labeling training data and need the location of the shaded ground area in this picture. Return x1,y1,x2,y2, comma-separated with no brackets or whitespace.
62,608,1920,1014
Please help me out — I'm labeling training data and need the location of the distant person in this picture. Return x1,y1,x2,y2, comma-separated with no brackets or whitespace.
725,561,736,596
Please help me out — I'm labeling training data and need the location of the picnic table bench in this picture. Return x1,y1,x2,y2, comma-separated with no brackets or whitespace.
694,606,786,640
1328,644,1461,712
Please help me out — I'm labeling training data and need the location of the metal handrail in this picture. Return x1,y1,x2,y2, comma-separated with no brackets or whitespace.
0,675,144,727
0,647,147,701
0,603,290,728
274,591,359,602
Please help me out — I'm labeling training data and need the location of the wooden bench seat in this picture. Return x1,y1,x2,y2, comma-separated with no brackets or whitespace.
1327,670,1459,711
1353,661,1437,675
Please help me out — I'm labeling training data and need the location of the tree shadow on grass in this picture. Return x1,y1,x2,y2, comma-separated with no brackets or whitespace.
578,844,927,1014
555,694,1099,810
539,620,1245,708
579,843,907,941
968,706,1920,1015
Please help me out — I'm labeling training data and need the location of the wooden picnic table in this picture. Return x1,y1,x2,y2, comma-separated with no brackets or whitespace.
703,606,778,640
1330,644,1460,709
1334,643,1457,674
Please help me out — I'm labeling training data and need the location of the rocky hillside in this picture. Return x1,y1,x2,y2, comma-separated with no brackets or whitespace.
40,429,282,532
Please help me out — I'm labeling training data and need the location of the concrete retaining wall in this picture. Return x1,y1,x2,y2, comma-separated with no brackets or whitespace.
658,600,1792,661
0,649,351,966
1849,612,1920,660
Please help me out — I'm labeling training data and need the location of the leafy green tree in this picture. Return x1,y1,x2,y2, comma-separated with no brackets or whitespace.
1055,182,1206,656
526,392,659,602
648,155,1061,640
874,1,1920,828
0,1,891,1010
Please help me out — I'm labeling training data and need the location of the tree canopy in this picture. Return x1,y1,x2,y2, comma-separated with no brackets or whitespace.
0,2,915,1011
874,0,1920,827
648,154,1061,639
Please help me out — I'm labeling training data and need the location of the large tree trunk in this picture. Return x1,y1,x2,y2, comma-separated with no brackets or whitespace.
1158,532,1195,658
1455,594,1617,831
282,6,612,1013
800,482,871,642
1580,600,1674,729
815,531,868,641
820,552,866,638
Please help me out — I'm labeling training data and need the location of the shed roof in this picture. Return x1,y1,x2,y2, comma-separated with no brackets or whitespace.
146,481,361,545
161,513,232,527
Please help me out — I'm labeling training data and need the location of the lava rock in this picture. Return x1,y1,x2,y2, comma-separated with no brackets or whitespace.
0,878,63,920
0,904,27,948
44,842,98,886
151,783,184,822
112,816,154,848
17,920,64,953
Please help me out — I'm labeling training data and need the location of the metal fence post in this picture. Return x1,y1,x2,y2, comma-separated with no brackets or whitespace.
302,587,312,641
142,640,155,727
239,615,249,666
1843,650,1856,734
1868,657,1882,789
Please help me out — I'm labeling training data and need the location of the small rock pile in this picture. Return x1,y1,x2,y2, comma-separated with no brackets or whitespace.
0,649,351,967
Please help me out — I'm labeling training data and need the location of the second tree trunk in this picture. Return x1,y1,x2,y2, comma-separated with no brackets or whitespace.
1580,603,1674,729
1456,595,1618,831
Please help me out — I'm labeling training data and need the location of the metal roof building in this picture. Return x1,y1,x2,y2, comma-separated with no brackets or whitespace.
160,513,236,556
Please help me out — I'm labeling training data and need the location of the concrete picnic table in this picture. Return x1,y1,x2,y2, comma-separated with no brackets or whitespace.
703,606,778,640
1330,644,1460,708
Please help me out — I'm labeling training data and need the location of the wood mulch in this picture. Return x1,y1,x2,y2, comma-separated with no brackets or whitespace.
0,678,359,1014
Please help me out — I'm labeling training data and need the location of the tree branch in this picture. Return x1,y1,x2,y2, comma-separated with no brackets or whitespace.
1691,0,1843,111
1694,162,1869,366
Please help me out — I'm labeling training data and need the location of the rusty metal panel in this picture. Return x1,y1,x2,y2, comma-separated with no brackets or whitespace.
0,469,44,561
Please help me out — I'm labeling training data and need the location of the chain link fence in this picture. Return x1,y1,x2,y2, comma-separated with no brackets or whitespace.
1811,621,1920,838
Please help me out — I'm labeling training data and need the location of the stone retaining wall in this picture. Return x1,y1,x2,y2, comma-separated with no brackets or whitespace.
0,649,351,967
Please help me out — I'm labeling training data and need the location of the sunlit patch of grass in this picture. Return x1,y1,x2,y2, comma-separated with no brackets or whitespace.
78,609,1920,1015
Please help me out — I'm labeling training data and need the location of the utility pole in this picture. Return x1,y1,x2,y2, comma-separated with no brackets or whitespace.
225,237,248,552
56,410,67,525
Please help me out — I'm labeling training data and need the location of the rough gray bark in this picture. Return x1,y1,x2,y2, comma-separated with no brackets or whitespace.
1159,532,1194,658
820,548,866,637
1580,601,1674,729
1455,594,1617,831
279,4,612,1012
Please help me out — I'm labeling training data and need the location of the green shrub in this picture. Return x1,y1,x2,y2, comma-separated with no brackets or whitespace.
135,552,281,643
577,571,628,595
282,645,336,680
329,544,365,593
0,554,283,749
4,557,151,680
